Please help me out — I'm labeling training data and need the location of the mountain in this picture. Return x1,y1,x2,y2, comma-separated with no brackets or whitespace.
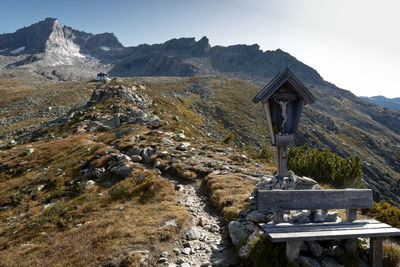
0,18,124,80
361,95,400,110
0,18,399,206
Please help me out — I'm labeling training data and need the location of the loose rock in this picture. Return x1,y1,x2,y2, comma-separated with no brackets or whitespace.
184,227,200,240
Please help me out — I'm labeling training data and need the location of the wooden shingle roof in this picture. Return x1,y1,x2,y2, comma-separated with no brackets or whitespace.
252,68,316,104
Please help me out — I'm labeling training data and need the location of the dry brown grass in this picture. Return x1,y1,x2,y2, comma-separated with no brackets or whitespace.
206,173,259,222
383,240,400,267
0,132,189,266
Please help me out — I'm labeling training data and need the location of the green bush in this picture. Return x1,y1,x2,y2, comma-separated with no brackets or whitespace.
258,145,273,160
288,144,363,188
222,131,235,144
369,201,400,228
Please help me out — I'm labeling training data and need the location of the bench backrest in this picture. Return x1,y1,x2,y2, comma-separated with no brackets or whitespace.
258,189,373,211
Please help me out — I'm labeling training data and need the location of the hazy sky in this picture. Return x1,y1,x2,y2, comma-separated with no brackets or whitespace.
1,0,399,97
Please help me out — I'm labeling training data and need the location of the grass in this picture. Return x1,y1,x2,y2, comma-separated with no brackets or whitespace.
206,173,258,222
0,78,96,141
0,132,188,266
3,75,398,266
383,241,400,267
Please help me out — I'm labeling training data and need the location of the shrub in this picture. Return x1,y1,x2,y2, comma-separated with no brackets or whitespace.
222,131,234,144
369,201,400,228
258,145,272,160
288,144,363,187
383,241,400,267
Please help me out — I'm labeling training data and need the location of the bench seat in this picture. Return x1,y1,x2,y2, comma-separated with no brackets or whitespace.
260,220,400,242
257,189,400,266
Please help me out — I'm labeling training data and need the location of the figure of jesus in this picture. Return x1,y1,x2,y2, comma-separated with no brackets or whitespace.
274,97,289,133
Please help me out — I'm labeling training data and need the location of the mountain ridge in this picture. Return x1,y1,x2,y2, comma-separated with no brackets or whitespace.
361,95,400,110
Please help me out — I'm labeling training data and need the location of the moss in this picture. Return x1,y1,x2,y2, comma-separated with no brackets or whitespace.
249,237,287,267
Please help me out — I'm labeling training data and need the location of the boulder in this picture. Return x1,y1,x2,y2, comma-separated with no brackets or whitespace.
238,243,251,259
320,256,344,267
228,221,250,246
85,180,96,189
296,176,318,185
344,239,359,253
246,211,269,223
130,155,142,162
163,137,174,146
325,211,338,222
291,210,311,223
176,142,190,151
307,241,323,257
298,256,321,267
110,164,133,178
183,227,200,240
23,148,35,155
313,209,326,222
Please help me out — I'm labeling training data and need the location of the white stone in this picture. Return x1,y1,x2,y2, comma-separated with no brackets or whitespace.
314,209,326,222
184,227,200,240
297,176,318,185
325,211,338,222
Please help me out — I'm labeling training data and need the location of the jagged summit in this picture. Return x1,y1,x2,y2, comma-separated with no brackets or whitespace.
0,17,123,57
0,17,60,55
0,17,324,85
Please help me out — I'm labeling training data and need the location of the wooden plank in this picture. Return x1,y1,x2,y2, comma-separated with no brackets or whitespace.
346,209,357,222
258,189,373,211
262,222,392,234
267,227,400,242
370,237,383,267
259,219,380,229
286,241,301,265
273,210,284,223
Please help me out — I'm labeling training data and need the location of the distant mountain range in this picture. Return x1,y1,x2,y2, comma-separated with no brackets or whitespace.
361,96,400,110
0,17,322,83
0,18,399,205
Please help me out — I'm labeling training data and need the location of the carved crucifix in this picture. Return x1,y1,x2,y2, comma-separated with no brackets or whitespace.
274,97,290,134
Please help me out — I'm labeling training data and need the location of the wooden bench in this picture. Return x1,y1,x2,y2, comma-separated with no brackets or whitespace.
258,189,400,267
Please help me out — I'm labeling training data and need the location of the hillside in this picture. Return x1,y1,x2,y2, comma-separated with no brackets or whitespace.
1,74,399,205
2,78,280,266
0,18,399,204
1,75,400,266
361,96,400,110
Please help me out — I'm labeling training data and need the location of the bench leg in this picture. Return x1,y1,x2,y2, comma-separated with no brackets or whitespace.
370,237,383,267
286,241,301,266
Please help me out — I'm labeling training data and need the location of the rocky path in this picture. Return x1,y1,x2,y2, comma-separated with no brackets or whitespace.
157,178,239,267
112,136,243,266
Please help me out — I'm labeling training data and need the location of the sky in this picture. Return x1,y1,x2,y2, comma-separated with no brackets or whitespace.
0,0,399,98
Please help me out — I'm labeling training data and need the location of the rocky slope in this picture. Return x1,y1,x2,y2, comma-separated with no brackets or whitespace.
361,96,400,110
1,75,399,206
1,79,393,267
0,79,277,266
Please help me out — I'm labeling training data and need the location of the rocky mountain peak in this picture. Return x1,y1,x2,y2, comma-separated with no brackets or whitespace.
44,19,82,58
162,36,210,56
0,17,60,55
